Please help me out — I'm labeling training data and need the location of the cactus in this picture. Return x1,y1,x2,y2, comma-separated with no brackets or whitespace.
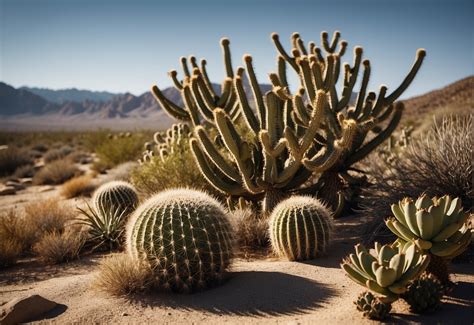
269,196,333,261
92,181,139,217
402,273,444,313
341,241,430,303
355,291,392,320
151,39,240,127
385,194,472,283
126,188,234,293
271,31,426,211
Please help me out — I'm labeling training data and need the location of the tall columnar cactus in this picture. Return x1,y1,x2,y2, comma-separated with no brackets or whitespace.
151,38,240,127
341,242,430,303
385,194,472,283
269,196,333,260
126,188,234,292
270,31,426,210
93,181,139,216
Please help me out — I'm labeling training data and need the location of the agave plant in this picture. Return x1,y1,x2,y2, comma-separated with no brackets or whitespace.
76,203,129,251
386,194,471,259
341,242,430,302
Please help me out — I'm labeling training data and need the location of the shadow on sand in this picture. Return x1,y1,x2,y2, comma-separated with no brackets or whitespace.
131,271,336,317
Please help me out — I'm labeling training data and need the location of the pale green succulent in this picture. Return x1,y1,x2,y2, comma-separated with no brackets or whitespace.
341,242,430,302
386,194,471,259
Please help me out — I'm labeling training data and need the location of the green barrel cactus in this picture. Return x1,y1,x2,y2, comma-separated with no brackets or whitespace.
385,194,472,283
341,242,430,302
402,273,444,313
126,188,234,292
92,181,139,216
355,291,392,320
269,196,333,261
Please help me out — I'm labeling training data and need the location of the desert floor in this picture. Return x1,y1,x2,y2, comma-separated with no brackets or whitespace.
0,183,473,324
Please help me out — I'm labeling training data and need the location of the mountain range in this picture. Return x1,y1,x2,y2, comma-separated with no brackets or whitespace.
0,76,472,130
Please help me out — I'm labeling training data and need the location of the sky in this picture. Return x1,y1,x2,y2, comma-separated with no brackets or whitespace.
0,0,473,98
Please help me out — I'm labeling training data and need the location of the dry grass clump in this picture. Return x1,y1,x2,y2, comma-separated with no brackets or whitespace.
0,210,37,251
24,199,72,235
361,114,473,243
33,227,86,264
33,160,82,185
43,146,73,163
231,208,270,251
0,239,23,267
0,146,33,177
13,164,36,178
94,253,153,296
95,134,147,170
61,175,96,198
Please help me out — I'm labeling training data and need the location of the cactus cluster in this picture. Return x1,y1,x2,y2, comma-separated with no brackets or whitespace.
269,196,333,261
386,194,472,283
341,242,430,302
126,188,234,292
355,291,392,320
402,273,444,313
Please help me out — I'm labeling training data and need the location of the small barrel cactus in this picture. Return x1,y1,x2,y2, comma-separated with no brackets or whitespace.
126,188,234,292
93,181,139,216
402,273,444,313
269,196,333,261
355,291,392,320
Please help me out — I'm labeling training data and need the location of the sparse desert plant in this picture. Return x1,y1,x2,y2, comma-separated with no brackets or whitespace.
0,209,37,252
0,238,23,268
341,242,430,303
67,151,91,164
33,227,86,264
126,188,234,293
0,146,33,177
43,146,73,163
269,196,333,261
402,273,444,313
355,291,392,320
231,208,270,250
94,253,153,296
61,175,96,198
30,143,49,153
33,160,82,185
95,133,148,169
385,194,471,284
92,181,138,217
13,164,35,178
361,114,473,242
24,199,72,236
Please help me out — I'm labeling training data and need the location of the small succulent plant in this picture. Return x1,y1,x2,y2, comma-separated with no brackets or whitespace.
341,241,430,302
402,273,444,313
355,291,392,320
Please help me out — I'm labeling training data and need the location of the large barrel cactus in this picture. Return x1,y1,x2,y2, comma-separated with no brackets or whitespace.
93,181,139,215
269,196,333,261
126,188,234,292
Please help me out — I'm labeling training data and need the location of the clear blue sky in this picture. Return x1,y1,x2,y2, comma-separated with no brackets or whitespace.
1,0,473,98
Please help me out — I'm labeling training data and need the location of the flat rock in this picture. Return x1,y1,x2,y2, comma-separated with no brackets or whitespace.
5,181,25,191
0,186,16,196
0,294,57,325
19,178,33,185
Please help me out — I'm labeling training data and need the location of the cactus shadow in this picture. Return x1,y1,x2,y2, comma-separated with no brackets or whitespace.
133,271,336,316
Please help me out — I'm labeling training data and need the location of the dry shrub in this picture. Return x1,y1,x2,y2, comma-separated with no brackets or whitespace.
0,147,33,177
24,199,72,235
0,210,37,251
231,208,270,251
33,160,81,185
13,164,35,178
33,227,86,264
94,253,153,296
0,239,23,267
361,114,473,243
95,134,147,169
61,175,96,198
43,146,73,163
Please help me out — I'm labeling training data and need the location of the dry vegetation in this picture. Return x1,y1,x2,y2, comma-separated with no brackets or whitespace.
33,160,82,185
232,208,270,250
61,175,96,198
0,146,33,177
33,227,86,264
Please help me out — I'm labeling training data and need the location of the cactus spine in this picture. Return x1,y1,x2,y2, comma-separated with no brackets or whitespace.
126,189,233,292
269,196,333,260
92,181,139,216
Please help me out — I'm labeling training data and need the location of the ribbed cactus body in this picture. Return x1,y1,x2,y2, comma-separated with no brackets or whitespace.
93,181,139,216
269,196,333,261
126,189,233,292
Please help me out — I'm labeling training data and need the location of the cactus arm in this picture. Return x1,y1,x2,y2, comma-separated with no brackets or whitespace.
194,127,241,181
265,92,285,145
193,71,218,109
323,55,336,92
260,130,287,157
298,58,317,103
293,88,310,125
337,47,363,111
346,102,403,166
351,60,371,119
190,139,246,196
235,75,260,134
244,55,266,129
151,85,190,121
216,78,233,108
277,55,289,88
182,85,202,126
220,38,234,78
190,76,215,122
321,30,341,53
310,60,325,89
169,70,183,90
180,56,191,78
271,33,298,71
200,59,217,99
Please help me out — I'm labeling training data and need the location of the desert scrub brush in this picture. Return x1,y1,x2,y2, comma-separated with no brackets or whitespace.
269,196,333,261
126,188,234,293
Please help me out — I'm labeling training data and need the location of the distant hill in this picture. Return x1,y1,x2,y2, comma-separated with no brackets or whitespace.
21,87,118,104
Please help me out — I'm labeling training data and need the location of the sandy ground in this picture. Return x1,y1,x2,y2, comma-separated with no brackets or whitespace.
0,214,472,324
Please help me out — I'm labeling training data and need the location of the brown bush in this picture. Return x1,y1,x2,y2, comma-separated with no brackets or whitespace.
33,227,86,264
0,239,23,267
0,147,33,177
24,199,73,236
33,160,81,185
231,208,270,251
94,254,153,296
0,210,37,251
43,146,73,163
61,175,96,198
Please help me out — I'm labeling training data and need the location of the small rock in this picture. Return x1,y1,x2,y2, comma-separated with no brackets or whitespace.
0,294,57,325
121,312,129,316
5,181,26,191
0,186,16,196
20,178,33,185
168,312,172,316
